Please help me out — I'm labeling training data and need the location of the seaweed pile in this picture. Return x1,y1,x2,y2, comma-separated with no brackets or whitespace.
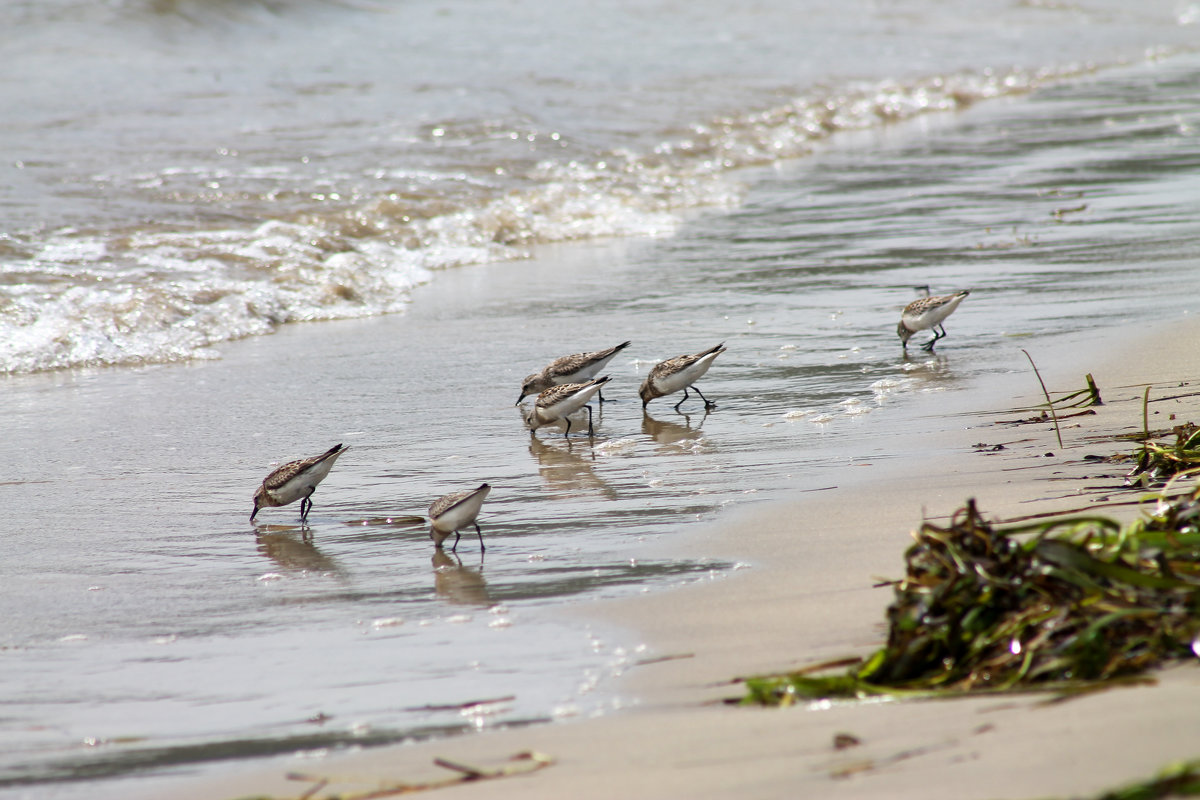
1070,758,1200,800
745,488,1200,705
1126,422,1200,488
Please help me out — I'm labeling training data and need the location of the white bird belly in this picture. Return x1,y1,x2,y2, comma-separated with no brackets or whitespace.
904,293,967,331
433,488,490,532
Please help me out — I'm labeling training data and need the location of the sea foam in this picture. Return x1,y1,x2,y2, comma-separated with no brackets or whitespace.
0,65,1093,374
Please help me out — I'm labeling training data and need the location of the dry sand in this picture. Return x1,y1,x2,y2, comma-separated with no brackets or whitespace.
166,316,1200,800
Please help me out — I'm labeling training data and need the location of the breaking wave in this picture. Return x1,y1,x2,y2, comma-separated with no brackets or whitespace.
0,62,1100,373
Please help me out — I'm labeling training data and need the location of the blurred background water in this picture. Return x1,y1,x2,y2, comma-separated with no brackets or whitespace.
2,0,1196,374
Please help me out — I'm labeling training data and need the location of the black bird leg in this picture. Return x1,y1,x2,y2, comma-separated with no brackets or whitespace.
451,530,461,552
921,326,947,353
299,491,315,523
585,404,595,436
475,523,485,552
673,387,691,411
692,385,717,410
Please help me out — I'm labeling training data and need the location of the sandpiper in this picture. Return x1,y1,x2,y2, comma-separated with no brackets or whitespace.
524,376,610,438
639,343,727,411
517,341,631,405
251,443,348,523
429,483,491,552
897,290,970,352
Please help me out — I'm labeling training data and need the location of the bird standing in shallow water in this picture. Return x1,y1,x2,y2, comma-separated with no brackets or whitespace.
524,376,610,438
639,343,727,412
429,483,491,552
517,341,631,405
251,443,348,523
897,290,970,353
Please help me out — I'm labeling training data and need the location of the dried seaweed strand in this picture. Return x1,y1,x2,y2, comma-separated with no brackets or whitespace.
1023,349,1064,449
234,752,554,800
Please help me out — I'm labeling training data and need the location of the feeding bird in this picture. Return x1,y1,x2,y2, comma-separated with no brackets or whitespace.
523,376,611,438
639,343,727,412
251,443,348,523
429,483,491,552
517,341,631,405
897,290,970,353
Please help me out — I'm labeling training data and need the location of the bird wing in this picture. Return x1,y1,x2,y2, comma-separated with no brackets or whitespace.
904,293,964,315
650,342,725,380
262,457,311,490
429,489,474,519
546,351,594,378
537,377,607,408
262,444,344,490
429,484,489,519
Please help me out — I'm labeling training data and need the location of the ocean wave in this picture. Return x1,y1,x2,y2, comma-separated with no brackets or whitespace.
0,62,1111,374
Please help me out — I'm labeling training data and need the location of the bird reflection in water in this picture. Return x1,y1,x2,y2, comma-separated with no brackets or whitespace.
255,529,343,576
527,435,617,499
898,351,956,385
432,549,491,607
642,409,710,449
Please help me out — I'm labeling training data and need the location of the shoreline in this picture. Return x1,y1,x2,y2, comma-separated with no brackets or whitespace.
156,314,1200,799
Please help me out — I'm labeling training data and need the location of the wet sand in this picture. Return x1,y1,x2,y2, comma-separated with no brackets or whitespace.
154,310,1200,799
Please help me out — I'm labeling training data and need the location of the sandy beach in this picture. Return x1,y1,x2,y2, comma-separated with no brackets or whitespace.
148,311,1200,800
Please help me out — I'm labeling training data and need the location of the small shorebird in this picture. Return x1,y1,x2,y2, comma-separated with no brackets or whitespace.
524,376,610,438
639,343,727,411
251,443,348,523
517,341,631,405
429,483,491,552
898,290,970,353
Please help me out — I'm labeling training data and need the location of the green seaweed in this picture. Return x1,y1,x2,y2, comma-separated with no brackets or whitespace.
1002,372,1103,429
1051,372,1104,410
1126,421,1200,488
1121,385,1200,488
744,488,1200,705
1047,758,1200,800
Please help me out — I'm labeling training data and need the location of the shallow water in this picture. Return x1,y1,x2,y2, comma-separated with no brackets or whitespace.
2,0,1196,372
3,1,1200,796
